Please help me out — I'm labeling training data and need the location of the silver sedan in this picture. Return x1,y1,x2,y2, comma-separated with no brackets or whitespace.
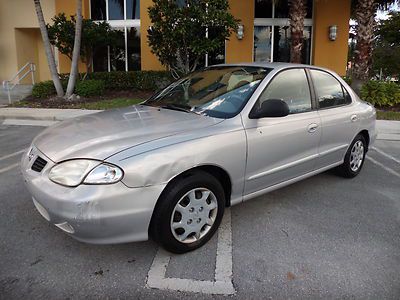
21,63,376,253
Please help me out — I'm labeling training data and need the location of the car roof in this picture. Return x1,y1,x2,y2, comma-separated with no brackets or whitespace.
210,62,334,74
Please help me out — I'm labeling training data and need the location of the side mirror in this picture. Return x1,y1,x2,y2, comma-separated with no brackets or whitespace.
249,99,290,119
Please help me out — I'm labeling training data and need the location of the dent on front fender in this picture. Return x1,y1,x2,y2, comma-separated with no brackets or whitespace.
108,129,247,203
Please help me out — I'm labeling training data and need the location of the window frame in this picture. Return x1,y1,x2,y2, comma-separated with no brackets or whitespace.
253,0,314,64
89,0,141,72
249,67,317,118
307,68,353,111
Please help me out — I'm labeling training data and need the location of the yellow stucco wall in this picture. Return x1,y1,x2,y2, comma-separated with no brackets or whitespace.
140,0,164,70
0,0,55,82
312,0,351,76
226,0,255,64
14,29,57,84
14,29,40,84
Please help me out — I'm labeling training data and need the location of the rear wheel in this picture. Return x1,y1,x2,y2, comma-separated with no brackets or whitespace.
150,171,225,253
336,134,367,178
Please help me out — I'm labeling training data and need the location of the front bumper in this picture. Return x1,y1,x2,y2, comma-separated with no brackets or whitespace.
21,146,166,244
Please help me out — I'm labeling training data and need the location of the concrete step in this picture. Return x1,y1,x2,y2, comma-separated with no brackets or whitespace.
0,84,33,105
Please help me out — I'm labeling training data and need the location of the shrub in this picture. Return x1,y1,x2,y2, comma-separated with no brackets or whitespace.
32,80,68,98
75,80,105,97
360,81,400,106
61,70,173,91
32,81,56,98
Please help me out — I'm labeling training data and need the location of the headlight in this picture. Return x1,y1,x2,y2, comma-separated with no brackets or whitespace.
49,160,123,187
83,163,123,185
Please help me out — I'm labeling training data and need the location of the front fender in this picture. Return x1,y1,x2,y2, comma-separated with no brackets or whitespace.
106,122,247,205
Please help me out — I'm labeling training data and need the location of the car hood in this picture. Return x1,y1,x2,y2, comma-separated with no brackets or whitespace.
33,105,223,162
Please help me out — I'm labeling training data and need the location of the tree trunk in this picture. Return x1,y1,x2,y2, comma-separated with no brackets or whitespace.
33,0,64,97
288,0,307,64
351,0,377,94
65,0,83,98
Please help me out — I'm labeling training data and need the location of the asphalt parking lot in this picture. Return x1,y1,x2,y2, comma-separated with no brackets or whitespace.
0,122,399,299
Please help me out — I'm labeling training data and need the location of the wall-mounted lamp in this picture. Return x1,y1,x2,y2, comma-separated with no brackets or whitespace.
237,24,244,40
329,25,337,41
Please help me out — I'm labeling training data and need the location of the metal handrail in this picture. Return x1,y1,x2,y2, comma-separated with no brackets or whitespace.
2,62,36,104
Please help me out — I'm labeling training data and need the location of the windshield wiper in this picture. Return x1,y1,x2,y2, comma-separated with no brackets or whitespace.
160,104,200,115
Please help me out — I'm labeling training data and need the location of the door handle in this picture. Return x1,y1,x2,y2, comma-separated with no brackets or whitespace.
307,123,318,133
351,114,359,122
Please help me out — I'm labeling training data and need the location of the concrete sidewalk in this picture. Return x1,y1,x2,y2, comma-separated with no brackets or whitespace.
376,120,400,141
0,107,102,121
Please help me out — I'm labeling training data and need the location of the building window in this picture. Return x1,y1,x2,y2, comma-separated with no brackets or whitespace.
93,46,108,72
207,27,226,67
91,0,106,20
254,0,313,64
254,26,272,62
90,0,141,71
255,0,272,18
255,0,313,19
109,0,124,20
91,0,140,20
110,28,126,71
126,0,140,19
127,27,141,70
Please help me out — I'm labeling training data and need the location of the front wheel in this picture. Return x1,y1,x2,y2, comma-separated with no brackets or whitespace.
150,171,225,253
335,134,367,178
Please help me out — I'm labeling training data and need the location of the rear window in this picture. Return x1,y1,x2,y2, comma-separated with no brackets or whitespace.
310,69,352,109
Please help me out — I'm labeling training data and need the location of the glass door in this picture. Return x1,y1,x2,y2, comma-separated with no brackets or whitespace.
273,26,312,64
254,26,272,62
253,0,313,65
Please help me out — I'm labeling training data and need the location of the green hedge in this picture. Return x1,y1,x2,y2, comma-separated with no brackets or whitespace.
75,80,105,97
33,70,173,98
60,70,173,91
360,81,400,106
32,80,68,98
85,71,172,90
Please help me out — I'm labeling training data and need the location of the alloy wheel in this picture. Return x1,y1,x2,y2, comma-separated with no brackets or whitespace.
350,140,364,172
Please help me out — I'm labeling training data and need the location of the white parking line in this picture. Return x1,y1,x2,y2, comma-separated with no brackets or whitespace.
367,156,400,178
146,209,235,295
371,147,400,165
0,163,20,175
0,150,25,162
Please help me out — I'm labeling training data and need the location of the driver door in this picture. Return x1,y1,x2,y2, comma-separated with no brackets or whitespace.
243,68,321,196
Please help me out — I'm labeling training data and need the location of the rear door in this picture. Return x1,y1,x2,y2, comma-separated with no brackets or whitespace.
243,68,321,196
308,69,360,169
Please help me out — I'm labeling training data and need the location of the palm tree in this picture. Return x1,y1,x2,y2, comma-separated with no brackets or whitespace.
351,0,398,93
288,0,307,63
65,0,83,98
33,0,64,97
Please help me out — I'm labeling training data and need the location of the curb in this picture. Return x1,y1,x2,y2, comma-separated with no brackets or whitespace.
0,108,102,122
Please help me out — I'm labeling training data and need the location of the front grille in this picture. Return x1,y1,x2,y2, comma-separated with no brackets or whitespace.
31,156,47,172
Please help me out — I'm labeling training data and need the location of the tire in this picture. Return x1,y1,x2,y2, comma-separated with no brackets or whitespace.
335,134,367,178
150,170,225,254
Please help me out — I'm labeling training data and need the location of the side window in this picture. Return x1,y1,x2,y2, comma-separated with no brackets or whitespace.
342,86,353,104
258,69,312,114
310,69,350,109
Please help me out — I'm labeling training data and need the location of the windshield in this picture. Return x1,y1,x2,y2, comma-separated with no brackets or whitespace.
145,66,272,119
